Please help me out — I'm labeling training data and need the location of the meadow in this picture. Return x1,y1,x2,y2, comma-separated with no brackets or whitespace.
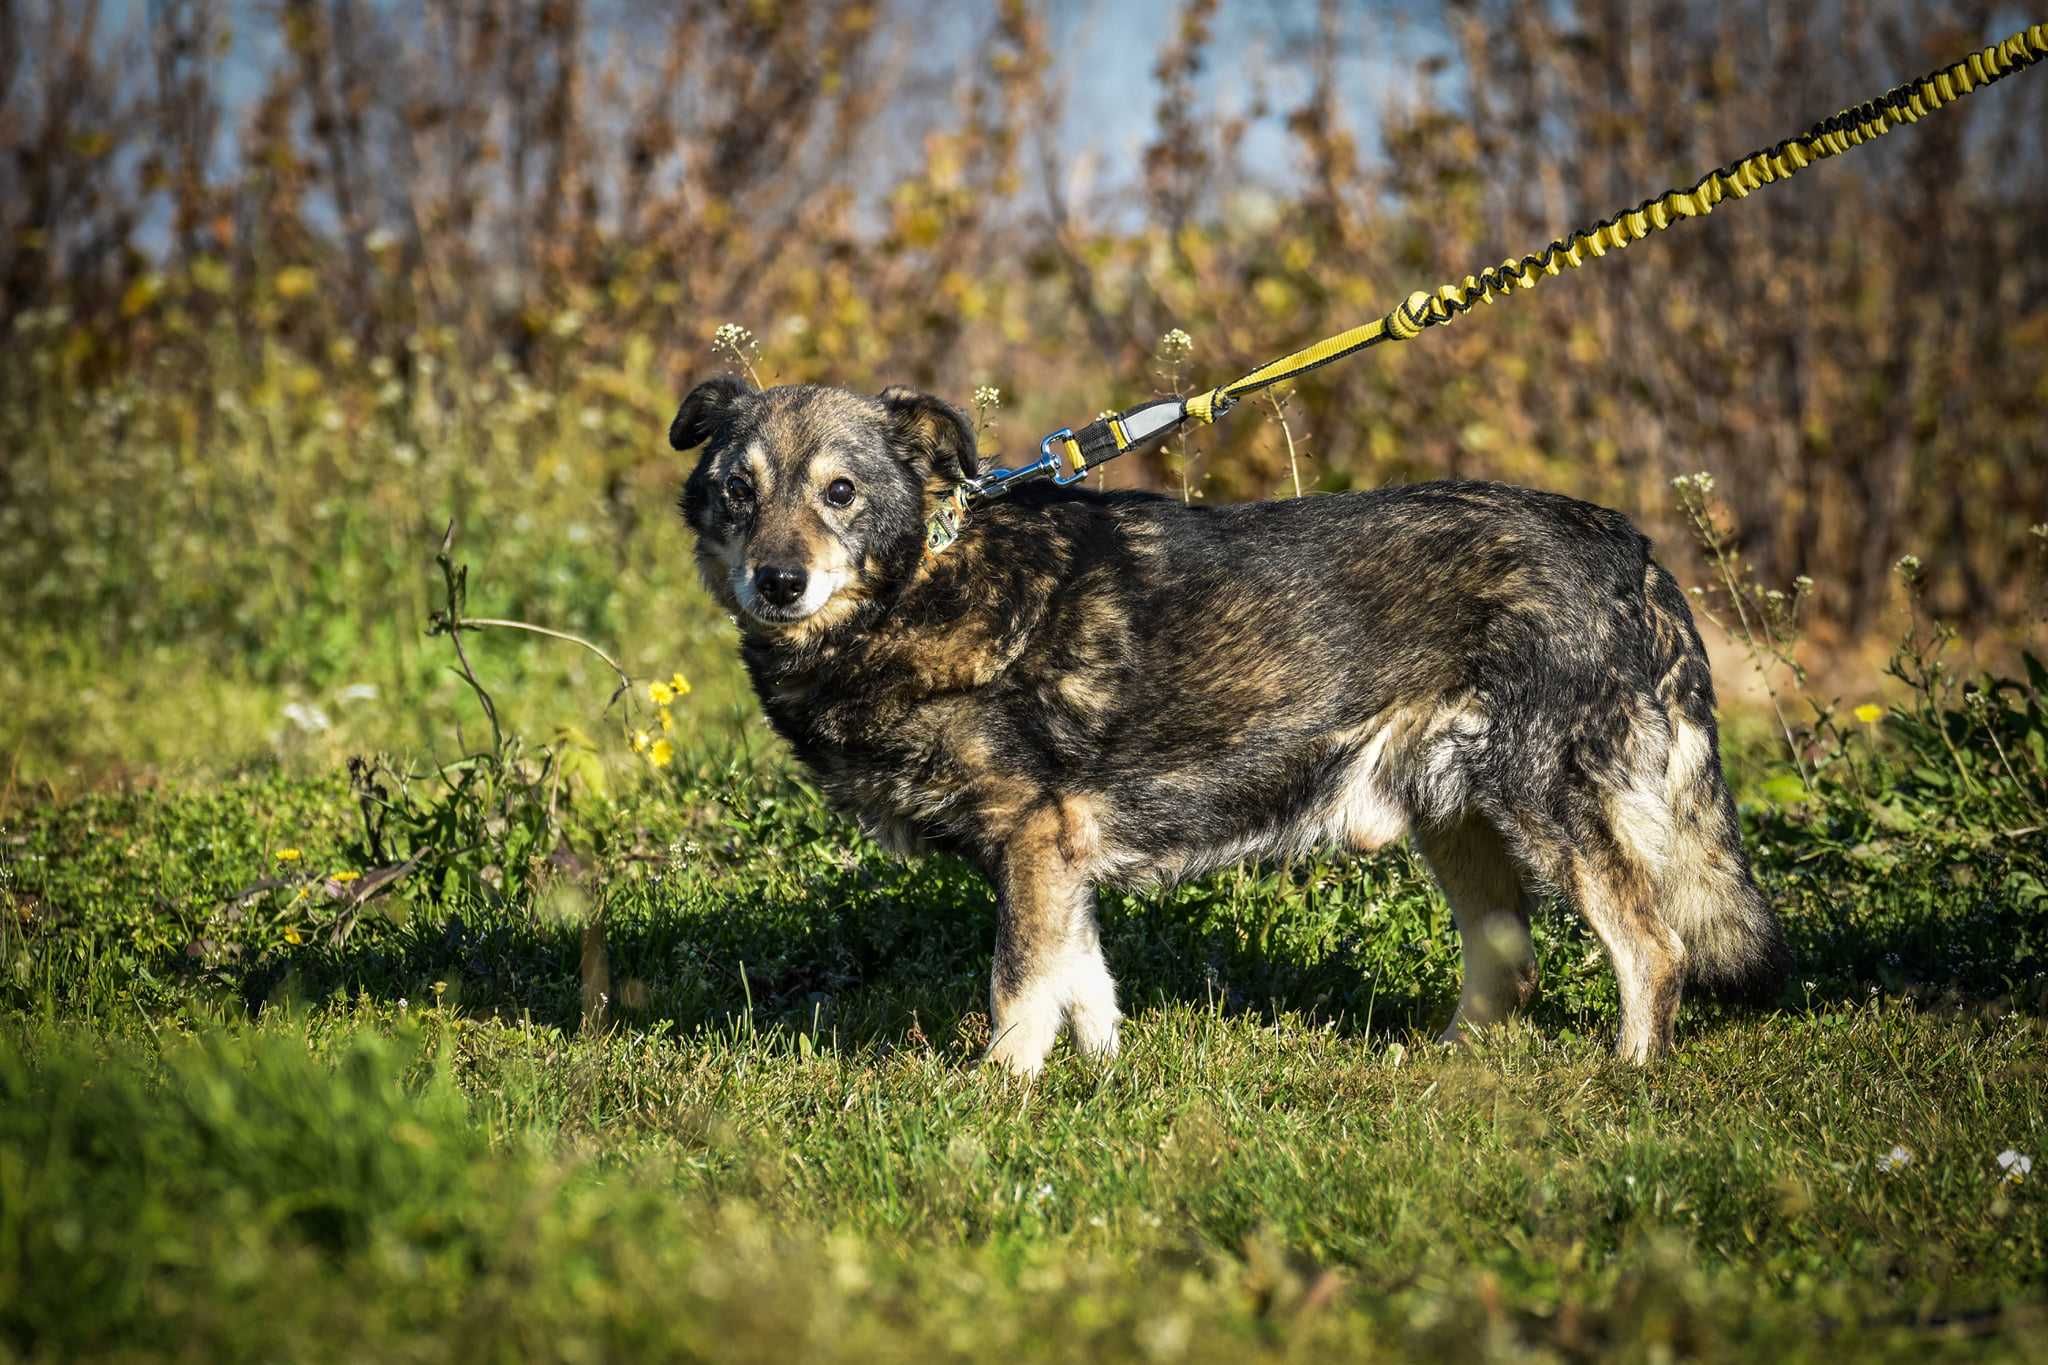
5,1,2048,1357
3,307,2046,1359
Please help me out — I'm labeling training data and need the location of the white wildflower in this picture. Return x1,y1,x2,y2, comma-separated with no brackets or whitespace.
1997,1149,2032,1184
1877,1144,1913,1173
1158,328,1193,358
281,701,332,736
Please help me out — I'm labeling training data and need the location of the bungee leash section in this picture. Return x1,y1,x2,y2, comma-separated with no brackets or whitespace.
940,21,2046,540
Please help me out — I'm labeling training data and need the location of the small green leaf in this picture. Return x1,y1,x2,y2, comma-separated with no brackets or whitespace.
1759,773,1810,806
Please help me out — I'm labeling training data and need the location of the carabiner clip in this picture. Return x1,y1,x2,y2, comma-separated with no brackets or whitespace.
1043,427,1088,486
964,426,1086,500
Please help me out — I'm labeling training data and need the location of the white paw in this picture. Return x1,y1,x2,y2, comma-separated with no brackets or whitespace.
986,995,1062,1077
1065,947,1121,1059
1069,1007,1122,1059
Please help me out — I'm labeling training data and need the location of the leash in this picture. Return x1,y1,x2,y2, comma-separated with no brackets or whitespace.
929,22,2046,552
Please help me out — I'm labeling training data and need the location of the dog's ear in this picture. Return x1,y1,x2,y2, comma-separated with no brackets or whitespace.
670,376,754,452
878,386,978,485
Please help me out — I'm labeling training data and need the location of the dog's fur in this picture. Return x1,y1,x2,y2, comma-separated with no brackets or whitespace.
674,379,1787,1072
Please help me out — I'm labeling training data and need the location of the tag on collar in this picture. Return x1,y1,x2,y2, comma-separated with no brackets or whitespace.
924,484,972,556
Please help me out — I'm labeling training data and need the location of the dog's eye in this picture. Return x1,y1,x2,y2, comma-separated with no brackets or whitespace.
824,477,856,508
723,472,754,503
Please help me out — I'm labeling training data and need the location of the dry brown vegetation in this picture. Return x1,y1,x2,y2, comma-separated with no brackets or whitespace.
4,0,2045,639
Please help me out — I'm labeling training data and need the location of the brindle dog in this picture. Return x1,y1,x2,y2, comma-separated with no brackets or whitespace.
673,378,1785,1074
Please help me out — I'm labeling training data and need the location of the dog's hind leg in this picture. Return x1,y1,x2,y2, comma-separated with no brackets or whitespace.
1415,813,1538,1042
986,800,1121,1077
1555,810,1686,1064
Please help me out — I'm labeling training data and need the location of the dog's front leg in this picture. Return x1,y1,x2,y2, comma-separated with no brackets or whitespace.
986,803,1121,1077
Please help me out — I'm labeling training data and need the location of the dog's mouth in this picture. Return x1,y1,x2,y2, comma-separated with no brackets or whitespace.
739,599,812,625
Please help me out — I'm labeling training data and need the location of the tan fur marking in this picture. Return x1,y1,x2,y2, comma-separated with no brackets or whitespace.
986,798,1119,1076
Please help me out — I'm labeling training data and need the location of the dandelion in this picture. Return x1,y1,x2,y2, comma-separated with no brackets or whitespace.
668,672,691,698
630,730,652,754
1997,1149,2032,1184
329,869,361,884
275,848,302,863
648,737,674,768
1877,1144,1913,1173
283,926,302,945
1853,703,1884,726
649,680,675,706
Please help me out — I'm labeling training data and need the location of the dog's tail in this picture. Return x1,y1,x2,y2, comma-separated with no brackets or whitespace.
1640,562,1789,999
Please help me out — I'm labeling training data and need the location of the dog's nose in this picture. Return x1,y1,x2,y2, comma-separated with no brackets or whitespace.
755,564,808,608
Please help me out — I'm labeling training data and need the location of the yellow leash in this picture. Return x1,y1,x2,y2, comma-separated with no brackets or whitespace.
953,21,2047,523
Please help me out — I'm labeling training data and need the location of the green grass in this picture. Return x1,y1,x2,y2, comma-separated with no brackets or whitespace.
4,733,2046,1360
3,332,2046,1359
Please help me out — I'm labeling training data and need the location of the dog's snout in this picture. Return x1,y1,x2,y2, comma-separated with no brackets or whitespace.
755,564,808,608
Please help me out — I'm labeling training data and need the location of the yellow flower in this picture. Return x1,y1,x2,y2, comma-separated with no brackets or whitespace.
330,869,361,884
649,737,674,768
669,672,692,698
273,265,317,300
283,926,303,945
1853,704,1884,726
649,680,674,706
276,848,302,862
630,730,651,754
659,707,675,734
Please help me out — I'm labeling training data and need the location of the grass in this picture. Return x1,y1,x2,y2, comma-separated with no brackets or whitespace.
3,325,2046,1360
4,716,2046,1360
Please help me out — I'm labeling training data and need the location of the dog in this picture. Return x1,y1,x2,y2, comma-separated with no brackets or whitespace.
672,378,1787,1073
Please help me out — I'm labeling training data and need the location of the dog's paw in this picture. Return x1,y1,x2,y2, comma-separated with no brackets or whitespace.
985,1005,1061,1078
1068,1007,1122,1059
984,1035,1049,1078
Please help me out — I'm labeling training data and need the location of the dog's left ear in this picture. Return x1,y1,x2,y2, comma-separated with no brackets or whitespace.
878,386,978,486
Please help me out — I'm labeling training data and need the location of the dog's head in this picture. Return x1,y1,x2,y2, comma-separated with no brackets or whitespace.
672,380,978,632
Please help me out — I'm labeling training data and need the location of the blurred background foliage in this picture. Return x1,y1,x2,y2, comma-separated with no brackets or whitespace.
2,0,2044,787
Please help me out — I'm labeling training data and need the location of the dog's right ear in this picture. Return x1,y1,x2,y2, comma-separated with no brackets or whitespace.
670,376,754,451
